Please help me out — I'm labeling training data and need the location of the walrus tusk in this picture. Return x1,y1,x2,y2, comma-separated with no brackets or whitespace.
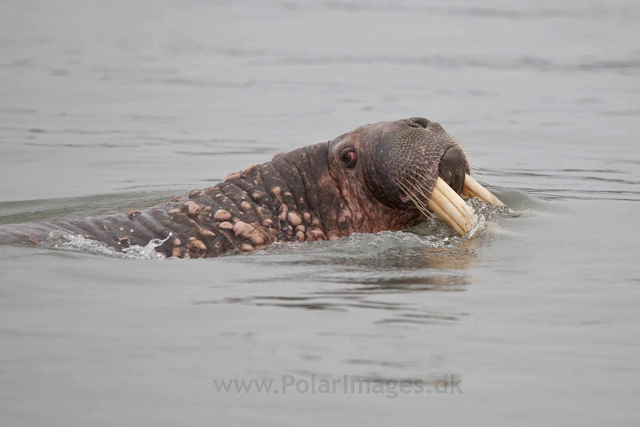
427,175,508,235
461,174,506,206
427,177,478,235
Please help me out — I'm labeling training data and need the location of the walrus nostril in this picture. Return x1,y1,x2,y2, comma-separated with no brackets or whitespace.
405,117,430,129
438,147,467,195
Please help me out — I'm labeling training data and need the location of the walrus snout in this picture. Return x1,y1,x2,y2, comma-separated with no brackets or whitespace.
357,117,506,236
438,147,467,195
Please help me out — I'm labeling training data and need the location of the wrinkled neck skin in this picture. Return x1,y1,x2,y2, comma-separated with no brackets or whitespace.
329,166,423,234
239,140,420,242
193,137,422,252
257,142,349,241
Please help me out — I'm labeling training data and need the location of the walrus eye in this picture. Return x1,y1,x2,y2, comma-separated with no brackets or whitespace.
341,150,357,168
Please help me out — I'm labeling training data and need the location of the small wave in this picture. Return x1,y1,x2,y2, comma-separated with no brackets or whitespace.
40,231,169,260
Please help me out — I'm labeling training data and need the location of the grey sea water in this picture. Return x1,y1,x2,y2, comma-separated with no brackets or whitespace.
1,0,639,425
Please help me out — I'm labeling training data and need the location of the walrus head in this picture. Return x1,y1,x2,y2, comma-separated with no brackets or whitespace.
328,117,503,235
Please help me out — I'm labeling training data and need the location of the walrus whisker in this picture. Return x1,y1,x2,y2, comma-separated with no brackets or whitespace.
403,171,439,210
401,174,467,235
398,176,472,235
402,173,433,205
396,180,433,219
399,174,437,217
397,174,432,208
395,180,426,211
411,163,443,181
399,174,477,235
401,169,431,193
412,163,439,179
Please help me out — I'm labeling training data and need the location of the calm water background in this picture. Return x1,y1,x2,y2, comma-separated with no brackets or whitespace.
1,0,639,425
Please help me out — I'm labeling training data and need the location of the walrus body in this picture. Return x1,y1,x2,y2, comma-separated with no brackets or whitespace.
0,118,471,258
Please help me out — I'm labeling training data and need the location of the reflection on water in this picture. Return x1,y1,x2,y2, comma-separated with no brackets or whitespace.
191,208,511,323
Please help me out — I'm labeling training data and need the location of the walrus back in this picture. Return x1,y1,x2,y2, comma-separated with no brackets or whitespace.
0,142,338,258
0,210,173,250
0,222,60,247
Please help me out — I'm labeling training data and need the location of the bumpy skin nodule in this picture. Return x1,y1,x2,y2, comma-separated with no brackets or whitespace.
0,118,469,258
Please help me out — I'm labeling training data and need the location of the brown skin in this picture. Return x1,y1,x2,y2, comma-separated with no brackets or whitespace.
0,117,469,258
327,124,422,234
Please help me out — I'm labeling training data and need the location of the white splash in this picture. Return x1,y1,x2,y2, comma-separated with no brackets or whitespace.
42,230,169,260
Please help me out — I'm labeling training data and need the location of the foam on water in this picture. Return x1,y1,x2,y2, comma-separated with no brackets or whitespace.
41,230,169,260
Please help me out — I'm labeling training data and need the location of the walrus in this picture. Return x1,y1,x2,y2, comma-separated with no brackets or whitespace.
0,117,505,258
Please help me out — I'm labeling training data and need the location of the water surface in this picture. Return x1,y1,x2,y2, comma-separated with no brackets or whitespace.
1,0,639,425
